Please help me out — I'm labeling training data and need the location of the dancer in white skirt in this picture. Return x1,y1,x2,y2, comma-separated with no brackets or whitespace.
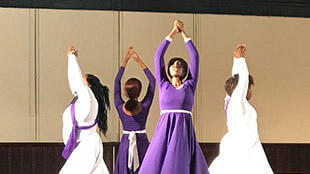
209,44,274,174
60,46,110,174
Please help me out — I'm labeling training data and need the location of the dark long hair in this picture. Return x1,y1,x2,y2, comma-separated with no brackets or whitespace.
225,74,254,96
167,57,189,81
124,78,142,112
85,74,110,136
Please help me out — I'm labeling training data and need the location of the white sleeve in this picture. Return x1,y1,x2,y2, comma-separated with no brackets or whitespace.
230,57,249,113
184,37,191,43
67,54,91,122
165,36,173,42
67,54,88,95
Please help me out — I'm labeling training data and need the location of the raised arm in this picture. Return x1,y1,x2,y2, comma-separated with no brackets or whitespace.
154,39,170,85
231,57,249,101
154,21,180,86
114,47,133,107
142,67,156,107
67,47,89,95
230,44,249,114
181,29,199,89
66,46,91,122
114,67,125,107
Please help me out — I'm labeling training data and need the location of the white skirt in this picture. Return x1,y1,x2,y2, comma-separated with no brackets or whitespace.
59,132,110,174
209,132,274,174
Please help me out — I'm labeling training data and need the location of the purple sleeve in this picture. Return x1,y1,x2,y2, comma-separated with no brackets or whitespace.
155,39,171,87
114,67,125,108
142,67,156,107
186,40,199,89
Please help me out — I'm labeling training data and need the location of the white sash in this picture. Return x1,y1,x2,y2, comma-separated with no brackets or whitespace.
160,109,192,115
123,129,146,171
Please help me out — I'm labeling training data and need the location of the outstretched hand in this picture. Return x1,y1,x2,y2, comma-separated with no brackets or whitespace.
66,46,78,57
234,44,246,58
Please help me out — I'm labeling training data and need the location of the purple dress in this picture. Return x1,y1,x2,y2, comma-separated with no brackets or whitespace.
139,39,209,174
114,67,156,174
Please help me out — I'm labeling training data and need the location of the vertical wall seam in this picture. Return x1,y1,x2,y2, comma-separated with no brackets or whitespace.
34,9,39,141
34,9,38,141
29,9,36,141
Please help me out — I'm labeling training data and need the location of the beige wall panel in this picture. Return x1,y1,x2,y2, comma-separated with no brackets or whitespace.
37,9,119,142
0,8,35,141
197,14,310,143
120,12,194,139
1,8,309,143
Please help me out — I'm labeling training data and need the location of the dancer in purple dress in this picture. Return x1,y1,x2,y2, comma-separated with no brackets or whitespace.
139,20,209,174
114,47,156,174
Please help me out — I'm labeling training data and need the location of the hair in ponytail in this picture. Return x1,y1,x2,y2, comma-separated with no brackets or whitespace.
124,78,142,112
85,74,110,136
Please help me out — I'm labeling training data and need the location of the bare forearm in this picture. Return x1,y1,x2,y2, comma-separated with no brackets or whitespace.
121,61,127,67
137,60,147,69
121,55,130,67
181,30,189,40
168,28,178,39
133,54,147,69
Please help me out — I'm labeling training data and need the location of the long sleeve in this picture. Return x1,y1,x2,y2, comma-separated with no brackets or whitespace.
185,39,199,89
67,54,92,122
230,57,249,114
114,66,125,108
68,54,88,95
142,67,156,108
154,39,171,87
